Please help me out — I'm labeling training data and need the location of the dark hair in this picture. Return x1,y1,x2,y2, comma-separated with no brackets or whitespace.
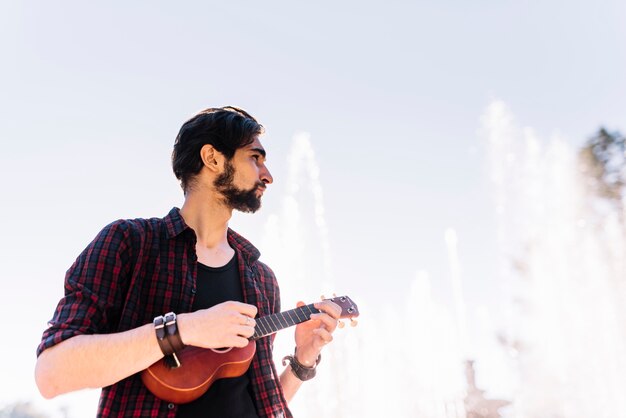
172,106,264,193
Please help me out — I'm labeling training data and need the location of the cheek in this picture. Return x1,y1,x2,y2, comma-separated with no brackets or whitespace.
233,164,256,184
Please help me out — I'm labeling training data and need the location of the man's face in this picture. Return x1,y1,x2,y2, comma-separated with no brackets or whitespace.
213,137,272,213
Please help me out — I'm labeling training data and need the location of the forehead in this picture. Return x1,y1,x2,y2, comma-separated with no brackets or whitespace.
243,136,266,153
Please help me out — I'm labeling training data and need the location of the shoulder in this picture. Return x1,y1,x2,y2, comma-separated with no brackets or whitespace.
103,214,168,237
93,218,138,244
89,215,167,253
117,215,165,233
252,259,280,304
253,259,281,313
254,259,276,281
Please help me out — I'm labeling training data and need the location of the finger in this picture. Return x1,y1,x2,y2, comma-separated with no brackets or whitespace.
231,335,251,348
313,328,334,345
232,302,258,318
236,325,256,339
239,316,256,327
311,313,339,332
314,301,341,319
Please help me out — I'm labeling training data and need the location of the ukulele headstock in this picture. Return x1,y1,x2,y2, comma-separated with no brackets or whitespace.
323,295,359,328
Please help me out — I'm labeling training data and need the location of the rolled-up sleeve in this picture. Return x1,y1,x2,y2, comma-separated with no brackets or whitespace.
37,220,131,356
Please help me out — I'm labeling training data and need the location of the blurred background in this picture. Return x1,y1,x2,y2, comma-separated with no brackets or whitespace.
1,1,625,417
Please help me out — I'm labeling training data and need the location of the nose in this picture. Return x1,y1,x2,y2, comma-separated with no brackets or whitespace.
261,164,273,185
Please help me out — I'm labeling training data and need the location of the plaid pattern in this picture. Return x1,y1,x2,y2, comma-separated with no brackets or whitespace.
37,208,291,418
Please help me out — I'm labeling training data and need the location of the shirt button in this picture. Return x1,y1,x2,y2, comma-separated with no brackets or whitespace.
167,403,175,410
191,288,197,294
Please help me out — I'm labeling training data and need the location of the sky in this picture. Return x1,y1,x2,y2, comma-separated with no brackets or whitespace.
1,1,625,416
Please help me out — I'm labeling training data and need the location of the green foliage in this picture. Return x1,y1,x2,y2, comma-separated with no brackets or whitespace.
579,127,626,203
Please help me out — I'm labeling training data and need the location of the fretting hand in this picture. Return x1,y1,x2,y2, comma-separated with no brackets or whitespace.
293,300,341,366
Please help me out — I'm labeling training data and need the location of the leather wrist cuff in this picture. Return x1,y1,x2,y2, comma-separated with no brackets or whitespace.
282,348,321,381
163,312,186,352
154,312,186,369
153,315,175,356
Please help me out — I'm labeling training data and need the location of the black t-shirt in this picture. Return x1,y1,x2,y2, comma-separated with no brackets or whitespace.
176,255,259,418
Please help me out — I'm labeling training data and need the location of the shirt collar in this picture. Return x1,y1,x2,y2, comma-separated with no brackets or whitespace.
163,207,191,239
227,227,261,264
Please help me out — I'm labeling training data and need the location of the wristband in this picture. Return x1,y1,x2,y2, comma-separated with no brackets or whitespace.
153,315,175,355
153,314,181,368
282,348,321,381
163,312,186,353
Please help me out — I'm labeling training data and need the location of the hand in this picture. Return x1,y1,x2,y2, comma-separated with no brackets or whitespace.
293,300,341,366
177,301,257,349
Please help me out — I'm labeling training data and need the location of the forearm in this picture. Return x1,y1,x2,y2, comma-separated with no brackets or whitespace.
279,365,304,403
280,299,340,404
279,350,319,403
35,323,163,399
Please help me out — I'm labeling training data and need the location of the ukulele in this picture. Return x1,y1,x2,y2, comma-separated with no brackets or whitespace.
141,295,359,404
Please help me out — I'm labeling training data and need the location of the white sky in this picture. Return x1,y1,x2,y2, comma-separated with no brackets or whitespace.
1,1,625,416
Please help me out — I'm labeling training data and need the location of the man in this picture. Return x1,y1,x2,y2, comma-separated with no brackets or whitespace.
35,106,340,417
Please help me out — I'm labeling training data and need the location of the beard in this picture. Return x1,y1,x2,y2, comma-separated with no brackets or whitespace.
214,160,265,213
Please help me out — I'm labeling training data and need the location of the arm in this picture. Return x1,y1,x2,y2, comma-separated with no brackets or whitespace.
279,365,305,403
35,302,258,399
279,300,341,402
35,323,161,398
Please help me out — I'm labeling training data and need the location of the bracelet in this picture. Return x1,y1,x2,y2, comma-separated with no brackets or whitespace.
163,312,186,352
153,315,175,356
153,313,185,369
282,348,321,381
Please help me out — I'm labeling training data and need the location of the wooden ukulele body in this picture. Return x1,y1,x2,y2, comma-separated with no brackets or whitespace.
141,341,256,404
140,296,359,403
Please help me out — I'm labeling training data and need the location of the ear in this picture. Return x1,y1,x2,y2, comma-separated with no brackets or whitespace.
199,144,224,173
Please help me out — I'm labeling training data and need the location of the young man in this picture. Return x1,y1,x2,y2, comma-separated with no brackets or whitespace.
35,106,341,417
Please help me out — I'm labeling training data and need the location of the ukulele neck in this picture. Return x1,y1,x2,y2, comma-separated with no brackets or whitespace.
251,304,321,340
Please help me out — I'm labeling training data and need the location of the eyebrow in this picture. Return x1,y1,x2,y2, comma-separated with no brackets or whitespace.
250,147,266,158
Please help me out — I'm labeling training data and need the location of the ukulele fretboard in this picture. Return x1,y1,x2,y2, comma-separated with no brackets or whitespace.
251,304,321,340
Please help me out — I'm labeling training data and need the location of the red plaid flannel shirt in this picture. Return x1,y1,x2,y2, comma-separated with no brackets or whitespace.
37,208,291,418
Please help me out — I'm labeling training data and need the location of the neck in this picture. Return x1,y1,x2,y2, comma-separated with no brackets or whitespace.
251,303,321,340
179,188,232,249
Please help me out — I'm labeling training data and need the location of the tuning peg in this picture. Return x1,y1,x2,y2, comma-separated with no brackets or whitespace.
350,318,358,327
332,293,337,297
321,295,326,300
337,320,345,329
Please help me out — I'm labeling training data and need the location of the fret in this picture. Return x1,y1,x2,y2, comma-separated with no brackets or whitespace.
267,314,280,333
294,307,307,322
263,318,272,334
257,319,270,337
277,312,290,328
286,310,298,325
304,304,316,318
280,311,294,327
251,304,324,340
